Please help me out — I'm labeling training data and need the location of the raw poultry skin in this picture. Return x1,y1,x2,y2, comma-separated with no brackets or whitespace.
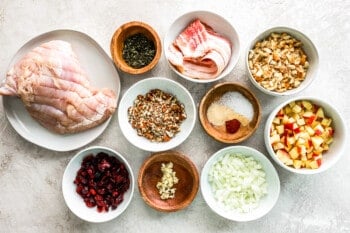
0,40,117,134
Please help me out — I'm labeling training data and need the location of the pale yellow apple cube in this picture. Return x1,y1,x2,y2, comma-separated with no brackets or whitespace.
309,160,319,169
293,160,302,169
303,111,314,118
311,136,324,149
292,104,302,113
297,118,305,126
273,142,285,151
305,125,315,136
316,107,325,118
270,134,280,144
273,117,280,124
289,147,299,159
276,125,284,134
302,100,313,110
321,118,332,127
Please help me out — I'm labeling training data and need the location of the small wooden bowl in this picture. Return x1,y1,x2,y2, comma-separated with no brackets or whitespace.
138,151,199,212
199,82,261,143
110,21,162,75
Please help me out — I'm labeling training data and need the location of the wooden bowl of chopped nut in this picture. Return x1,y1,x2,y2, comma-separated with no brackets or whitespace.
138,151,199,212
246,27,319,96
199,82,262,143
110,21,162,75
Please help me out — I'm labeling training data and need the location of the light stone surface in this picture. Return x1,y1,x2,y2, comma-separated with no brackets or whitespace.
0,0,349,232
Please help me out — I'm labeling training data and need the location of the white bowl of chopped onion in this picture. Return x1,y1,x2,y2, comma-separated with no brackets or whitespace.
118,77,196,152
164,11,240,83
201,146,280,221
246,26,319,96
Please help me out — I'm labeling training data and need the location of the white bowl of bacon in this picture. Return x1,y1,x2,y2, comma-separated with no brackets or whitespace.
164,11,240,83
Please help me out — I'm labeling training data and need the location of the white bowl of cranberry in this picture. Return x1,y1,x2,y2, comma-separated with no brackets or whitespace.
265,97,347,174
62,146,134,222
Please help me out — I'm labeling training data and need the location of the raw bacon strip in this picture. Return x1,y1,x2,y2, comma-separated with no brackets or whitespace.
0,40,117,134
167,19,232,80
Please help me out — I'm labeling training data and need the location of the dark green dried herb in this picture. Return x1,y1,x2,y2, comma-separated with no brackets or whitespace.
122,33,156,69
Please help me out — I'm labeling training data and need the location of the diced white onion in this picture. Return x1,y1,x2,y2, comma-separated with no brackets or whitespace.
208,152,267,213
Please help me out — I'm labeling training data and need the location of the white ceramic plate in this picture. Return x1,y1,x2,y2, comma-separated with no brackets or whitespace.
2,30,120,151
118,77,196,152
62,146,134,223
201,146,280,221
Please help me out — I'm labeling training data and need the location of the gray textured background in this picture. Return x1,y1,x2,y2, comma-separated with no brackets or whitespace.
0,0,349,232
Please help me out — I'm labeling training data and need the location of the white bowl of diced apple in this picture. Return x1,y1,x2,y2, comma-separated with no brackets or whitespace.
265,97,347,174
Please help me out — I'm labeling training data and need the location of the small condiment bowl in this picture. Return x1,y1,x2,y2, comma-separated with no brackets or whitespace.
110,21,162,75
62,146,135,223
199,82,261,143
264,96,347,174
246,26,319,96
138,150,199,212
201,146,280,221
164,11,240,83
118,77,196,152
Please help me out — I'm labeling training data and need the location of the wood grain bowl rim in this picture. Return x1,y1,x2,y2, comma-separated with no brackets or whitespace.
199,82,262,143
110,21,162,75
137,150,199,212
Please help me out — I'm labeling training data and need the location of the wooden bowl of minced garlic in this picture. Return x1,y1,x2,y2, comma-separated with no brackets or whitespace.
199,82,261,143
137,151,199,212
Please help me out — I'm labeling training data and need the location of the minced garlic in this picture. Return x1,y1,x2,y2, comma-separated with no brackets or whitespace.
156,162,179,200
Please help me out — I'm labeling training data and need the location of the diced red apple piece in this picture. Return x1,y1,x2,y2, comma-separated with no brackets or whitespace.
313,123,324,134
284,123,295,130
306,115,316,125
276,150,293,166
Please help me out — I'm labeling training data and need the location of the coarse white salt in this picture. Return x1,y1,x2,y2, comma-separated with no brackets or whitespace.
218,91,254,121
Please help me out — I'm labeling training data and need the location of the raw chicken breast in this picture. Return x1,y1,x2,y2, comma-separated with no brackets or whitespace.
0,40,117,134
167,19,232,80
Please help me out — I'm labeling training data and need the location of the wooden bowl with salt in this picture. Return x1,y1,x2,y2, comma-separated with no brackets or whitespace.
199,82,261,143
138,151,199,212
110,21,162,75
